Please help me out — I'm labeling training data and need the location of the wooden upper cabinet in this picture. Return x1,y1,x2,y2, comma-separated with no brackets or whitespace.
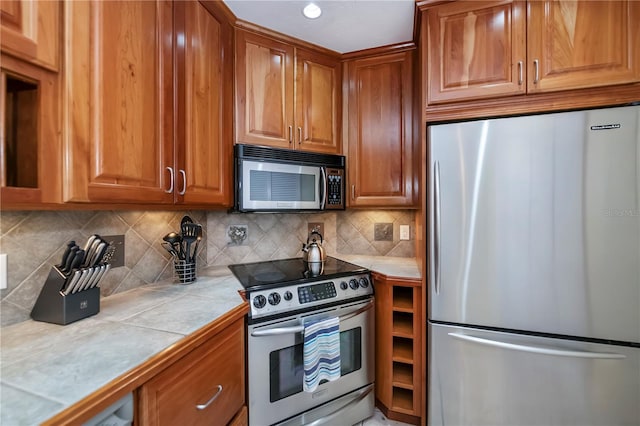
294,48,341,154
235,29,341,154
527,0,640,93
64,0,174,204
174,1,233,206
425,0,640,105
235,30,294,149
0,0,60,71
427,0,526,104
347,51,416,208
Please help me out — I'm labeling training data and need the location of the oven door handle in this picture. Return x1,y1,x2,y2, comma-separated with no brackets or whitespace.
305,383,374,426
251,300,374,337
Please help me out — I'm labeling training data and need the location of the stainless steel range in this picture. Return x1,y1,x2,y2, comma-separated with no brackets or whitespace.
229,256,375,426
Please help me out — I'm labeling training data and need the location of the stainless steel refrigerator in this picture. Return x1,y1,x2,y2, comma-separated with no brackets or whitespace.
427,104,640,426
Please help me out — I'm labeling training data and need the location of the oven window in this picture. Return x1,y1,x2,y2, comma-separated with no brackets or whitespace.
269,327,362,402
249,170,316,202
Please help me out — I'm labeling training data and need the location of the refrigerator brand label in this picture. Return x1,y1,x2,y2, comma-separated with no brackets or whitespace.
590,124,621,130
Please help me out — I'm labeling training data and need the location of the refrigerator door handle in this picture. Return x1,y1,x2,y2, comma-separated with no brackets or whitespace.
448,333,627,359
433,161,441,294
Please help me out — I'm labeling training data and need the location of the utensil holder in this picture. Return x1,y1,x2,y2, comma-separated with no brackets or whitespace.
174,260,197,284
31,267,100,325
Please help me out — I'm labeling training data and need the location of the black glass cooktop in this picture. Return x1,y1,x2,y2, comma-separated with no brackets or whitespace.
228,256,368,291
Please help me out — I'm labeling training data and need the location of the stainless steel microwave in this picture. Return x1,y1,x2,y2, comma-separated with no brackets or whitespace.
234,144,346,212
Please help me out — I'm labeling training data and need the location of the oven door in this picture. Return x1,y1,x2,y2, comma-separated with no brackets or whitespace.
247,298,374,426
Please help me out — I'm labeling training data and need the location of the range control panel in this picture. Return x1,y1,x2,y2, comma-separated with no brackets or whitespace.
248,273,372,320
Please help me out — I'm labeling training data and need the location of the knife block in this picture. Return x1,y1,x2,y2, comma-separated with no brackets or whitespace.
30,267,100,325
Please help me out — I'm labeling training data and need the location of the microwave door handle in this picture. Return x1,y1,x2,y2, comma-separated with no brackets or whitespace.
251,300,374,337
320,167,327,209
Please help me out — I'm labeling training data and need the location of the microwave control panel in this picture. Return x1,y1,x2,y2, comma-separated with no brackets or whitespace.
326,168,344,208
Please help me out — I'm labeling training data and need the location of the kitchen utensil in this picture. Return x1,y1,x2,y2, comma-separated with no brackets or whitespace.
61,246,79,274
181,223,200,263
83,238,102,267
86,242,106,268
90,242,108,266
162,242,179,258
83,234,99,253
191,225,203,263
66,249,85,276
71,268,92,293
181,215,194,226
63,270,82,295
163,232,184,260
58,241,77,269
301,231,326,264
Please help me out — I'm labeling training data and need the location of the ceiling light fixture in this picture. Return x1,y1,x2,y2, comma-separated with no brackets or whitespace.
302,3,322,19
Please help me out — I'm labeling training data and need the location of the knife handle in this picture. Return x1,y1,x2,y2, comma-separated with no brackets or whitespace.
63,270,81,295
62,246,79,273
58,241,76,268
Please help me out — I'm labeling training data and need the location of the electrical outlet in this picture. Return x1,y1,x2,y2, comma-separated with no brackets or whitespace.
0,254,7,290
308,222,324,237
103,235,125,268
400,225,410,240
374,223,393,241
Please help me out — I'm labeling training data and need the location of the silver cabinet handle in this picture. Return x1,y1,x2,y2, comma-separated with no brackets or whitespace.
288,125,293,144
178,169,186,195
517,60,523,85
533,59,539,84
305,383,373,426
448,333,626,359
251,300,374,337
351,184,355,200
165,167,174,194
196,384,223,410
433,161,441,295
298,126,302,144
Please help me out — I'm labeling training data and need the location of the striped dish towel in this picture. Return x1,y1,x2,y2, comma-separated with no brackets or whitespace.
303,317,341,392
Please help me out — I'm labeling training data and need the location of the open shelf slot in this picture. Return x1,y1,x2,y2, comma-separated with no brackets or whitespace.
392,387,414,413
392,311,413,337
392,336,413,363
392,362,413,389
392,286,413,311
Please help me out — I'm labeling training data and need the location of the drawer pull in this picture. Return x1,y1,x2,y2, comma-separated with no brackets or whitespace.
196,384,223,410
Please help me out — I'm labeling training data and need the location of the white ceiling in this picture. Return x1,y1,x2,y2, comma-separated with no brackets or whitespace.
222,0,416,54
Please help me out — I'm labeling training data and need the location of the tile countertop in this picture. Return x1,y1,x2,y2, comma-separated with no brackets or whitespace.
0,266,245,426
337,255,422,280
0,256,418,425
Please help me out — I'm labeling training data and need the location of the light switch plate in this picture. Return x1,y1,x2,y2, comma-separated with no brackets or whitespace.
400,225,410,240
0,254,7,290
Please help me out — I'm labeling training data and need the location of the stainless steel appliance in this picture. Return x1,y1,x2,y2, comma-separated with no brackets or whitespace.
229,257,374,426
427,104,640,425
234,144,345,212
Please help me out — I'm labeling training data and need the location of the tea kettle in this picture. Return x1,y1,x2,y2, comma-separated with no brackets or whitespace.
302,230,326,264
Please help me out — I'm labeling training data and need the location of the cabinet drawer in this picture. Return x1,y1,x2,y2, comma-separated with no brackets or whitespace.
139,320,245,426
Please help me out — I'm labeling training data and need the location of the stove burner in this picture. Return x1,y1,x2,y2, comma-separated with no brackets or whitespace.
254,271,286,282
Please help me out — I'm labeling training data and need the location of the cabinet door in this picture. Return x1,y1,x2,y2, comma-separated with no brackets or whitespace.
139,318,245,426
175,1,232,206
347,51,416,208
235,30,294,149
294,48,341,154
63,0,174,203
426,0,526,104
0,0,60,71
527,0,640,93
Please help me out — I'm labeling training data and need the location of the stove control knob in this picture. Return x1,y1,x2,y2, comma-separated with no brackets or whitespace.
359,277,370,288
340,281,348,290
253,295,267,309
349,279,359,290
283,291,293,301
268,292,281,306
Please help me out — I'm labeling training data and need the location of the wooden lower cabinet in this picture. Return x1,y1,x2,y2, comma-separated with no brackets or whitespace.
374,273,422,425
138,318,245,426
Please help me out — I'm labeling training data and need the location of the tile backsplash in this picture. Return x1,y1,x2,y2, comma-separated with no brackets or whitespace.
0,209,414,326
